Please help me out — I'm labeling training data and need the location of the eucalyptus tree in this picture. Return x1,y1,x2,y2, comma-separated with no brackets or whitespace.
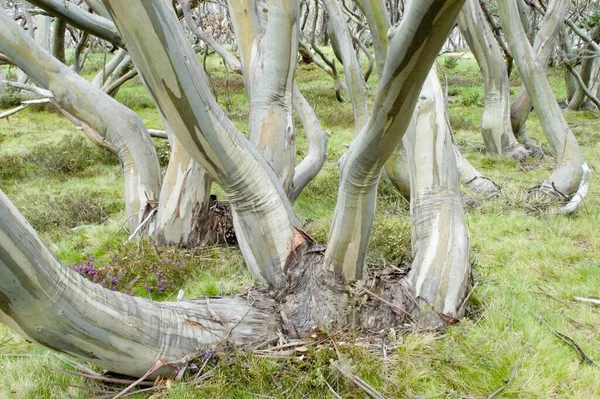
498,0,590,211
0,0,470,378
458,0,529,160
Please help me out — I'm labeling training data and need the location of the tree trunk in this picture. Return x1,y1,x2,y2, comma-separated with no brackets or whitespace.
509,0,566,148
0,189,279,378
402,66,470,326
567,27,600,111
324,0,369,134
51,17,66,64
325,0,466,283
458,0,529,160
353,0,390,77
151,135,233,247
499,0,587,200
227,0,298,193
0,10,162,231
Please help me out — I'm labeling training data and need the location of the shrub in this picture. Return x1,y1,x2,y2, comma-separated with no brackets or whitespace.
28,135,118,176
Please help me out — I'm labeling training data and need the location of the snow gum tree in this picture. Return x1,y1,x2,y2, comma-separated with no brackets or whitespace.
0,0,530,380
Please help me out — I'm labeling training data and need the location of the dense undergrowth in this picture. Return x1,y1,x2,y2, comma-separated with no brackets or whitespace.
0,51,599,398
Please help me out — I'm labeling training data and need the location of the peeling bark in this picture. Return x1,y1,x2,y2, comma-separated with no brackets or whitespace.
325,0,466,282
402,67,470,327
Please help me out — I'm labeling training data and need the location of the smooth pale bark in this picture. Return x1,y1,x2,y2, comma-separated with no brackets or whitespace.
499,0,586,198
91,49,127,88
0,189,279,378
101,0,303,290
71,31,89,74
458,0,528,159
290,86,329,201
403,67,470,326
567,26,600,111
227,0,298,193
35,14,52,51
510,0,566,142
324,0,369,134
325,0,466,282
151,134,214,247
353,0,390,77
0,11,162,231
51,17,66,63
27,0,125,48
385,137,411,199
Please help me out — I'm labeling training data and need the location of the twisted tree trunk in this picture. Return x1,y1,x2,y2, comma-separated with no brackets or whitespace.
459,0,528,159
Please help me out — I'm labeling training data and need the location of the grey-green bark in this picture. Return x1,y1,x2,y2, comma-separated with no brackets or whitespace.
509,0,567,143
458,0,528,159
323,0,369,134
499,0,587,199
324,0,466,282
403,67,470,326
0,189,279,378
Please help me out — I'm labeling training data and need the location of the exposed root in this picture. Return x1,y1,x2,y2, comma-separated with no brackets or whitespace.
504,143,532,161
558,163,591,214
466,176,501,196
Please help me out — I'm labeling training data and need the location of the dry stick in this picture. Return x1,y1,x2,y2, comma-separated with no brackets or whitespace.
112,359,166,399
362,287,414,319
486,363,518,399
325,380,343,399
574,297,600,306
334,361,387,399
525,307,597,366
52,368,155,386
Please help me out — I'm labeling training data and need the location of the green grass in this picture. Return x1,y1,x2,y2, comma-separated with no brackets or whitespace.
1,51,600,398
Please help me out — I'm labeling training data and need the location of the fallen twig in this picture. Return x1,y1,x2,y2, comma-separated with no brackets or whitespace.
525,308,596,366
325,380,343,399
486,363,518,399
52,368,154,387
574,296,600,306
362,287,414,319
334,361,387,399
112,359,166,398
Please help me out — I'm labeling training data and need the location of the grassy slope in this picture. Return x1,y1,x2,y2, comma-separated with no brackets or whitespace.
0,53,599,398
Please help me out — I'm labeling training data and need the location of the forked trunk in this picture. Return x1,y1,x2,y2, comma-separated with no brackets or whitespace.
325,0,466,282
458,0,528,159
499,0,588,201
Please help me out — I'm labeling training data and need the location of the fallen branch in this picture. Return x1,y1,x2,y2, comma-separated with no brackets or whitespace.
574,296,600,306
334,361,387,399
486,363,518,399
525,307,596,366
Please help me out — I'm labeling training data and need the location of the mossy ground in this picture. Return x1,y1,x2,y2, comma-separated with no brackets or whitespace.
1,52,600,398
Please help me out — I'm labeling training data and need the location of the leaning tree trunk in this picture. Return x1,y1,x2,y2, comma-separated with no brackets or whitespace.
0,189,279,378
498,0,588,203
324,0,369,134
0,11,162,231
458,0,528,160
402,66,470,327
325,0,466,283
567,26,600,111
353,0,390,77
509,0,566,149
